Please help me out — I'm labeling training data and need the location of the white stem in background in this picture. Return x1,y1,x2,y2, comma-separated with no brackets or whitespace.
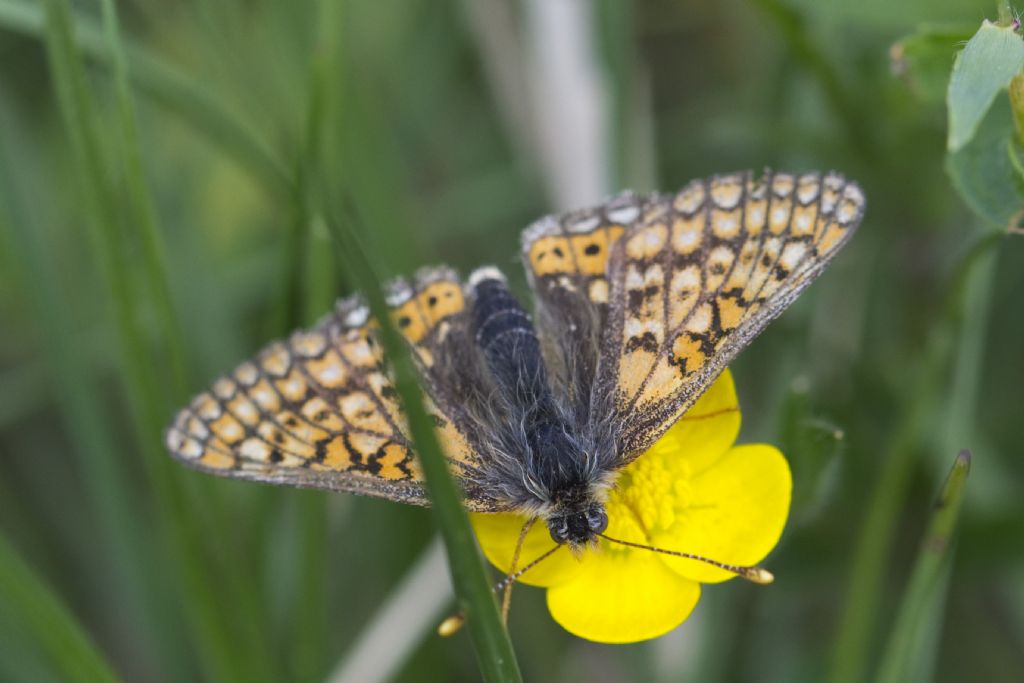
325,538,453,683
524,0,611,210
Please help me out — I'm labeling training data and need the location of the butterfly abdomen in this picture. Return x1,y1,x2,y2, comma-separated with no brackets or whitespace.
467,267,601,506
469,267,550,405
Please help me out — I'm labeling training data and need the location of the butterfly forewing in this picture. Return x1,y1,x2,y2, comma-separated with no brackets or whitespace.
165,268,506,511
595,171,864,461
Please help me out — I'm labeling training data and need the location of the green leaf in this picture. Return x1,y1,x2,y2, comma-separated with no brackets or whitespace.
946,96,1024,226
876,451,971,683
947,20,1024,152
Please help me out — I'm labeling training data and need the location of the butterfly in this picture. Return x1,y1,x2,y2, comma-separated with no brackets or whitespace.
165,170,864,551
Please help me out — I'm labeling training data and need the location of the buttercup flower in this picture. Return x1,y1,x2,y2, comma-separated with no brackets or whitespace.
471,369,791,643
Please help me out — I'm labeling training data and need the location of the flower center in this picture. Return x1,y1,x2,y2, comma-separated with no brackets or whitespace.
603,452,693,550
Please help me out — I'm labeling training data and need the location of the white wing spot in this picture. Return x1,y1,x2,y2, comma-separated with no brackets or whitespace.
240,438,271,462
344,306,369,327
180,439,203,459
568,215,601,233
607,205,640,224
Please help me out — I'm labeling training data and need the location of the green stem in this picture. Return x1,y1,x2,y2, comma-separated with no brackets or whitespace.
997,1,1013,27
320,204,523,683
877,451,972,683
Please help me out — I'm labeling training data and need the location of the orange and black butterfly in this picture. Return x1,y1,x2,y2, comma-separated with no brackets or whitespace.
166,170,864,550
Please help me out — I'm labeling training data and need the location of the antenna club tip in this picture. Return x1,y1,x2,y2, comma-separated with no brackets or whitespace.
745,567,775,585
437,614,465,637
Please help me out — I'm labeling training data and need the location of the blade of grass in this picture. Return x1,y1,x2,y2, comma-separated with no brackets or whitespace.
97,0,189,392
877,451,971,683
271,5,348,674
827,232,1003,683
0,0,289,192
271,0,338,336
40,1,278,680
0,532,123,683
319,200,523,683
0,109,171,677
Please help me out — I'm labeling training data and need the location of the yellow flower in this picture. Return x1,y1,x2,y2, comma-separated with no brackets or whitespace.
470,369,791,643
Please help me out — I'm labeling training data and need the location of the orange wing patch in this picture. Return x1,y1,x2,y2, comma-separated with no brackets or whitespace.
523,193,639,308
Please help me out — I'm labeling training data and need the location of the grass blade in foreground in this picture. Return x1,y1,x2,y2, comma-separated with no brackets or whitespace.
321,202,523,683
0,533,123,683
877,451,971,683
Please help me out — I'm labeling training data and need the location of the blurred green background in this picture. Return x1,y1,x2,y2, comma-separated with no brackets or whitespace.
1,0,1022,681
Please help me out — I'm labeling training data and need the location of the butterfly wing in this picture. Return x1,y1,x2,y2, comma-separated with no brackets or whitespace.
521,192,645,423
594,170,865,461
165,267,507,511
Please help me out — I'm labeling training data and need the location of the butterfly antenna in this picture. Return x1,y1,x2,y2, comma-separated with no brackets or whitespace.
437,542,562,637
599,533,775,585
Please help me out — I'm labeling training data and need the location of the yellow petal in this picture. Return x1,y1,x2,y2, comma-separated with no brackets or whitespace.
644,369,740,478
546,547,701,643
470,512,582,587
652,443,791,584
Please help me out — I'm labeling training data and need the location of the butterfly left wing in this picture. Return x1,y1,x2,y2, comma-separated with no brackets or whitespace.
165,268,507,511
594,170,865,461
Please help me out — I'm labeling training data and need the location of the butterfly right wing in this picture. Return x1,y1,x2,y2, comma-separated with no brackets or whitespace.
165,268,507,511
597,171,865,461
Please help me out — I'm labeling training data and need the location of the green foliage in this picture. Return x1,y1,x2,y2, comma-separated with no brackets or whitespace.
947,20,1024,152
0,0,1022,682
944,17,1024,226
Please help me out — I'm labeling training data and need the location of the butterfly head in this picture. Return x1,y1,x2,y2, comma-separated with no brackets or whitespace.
546,502,608,548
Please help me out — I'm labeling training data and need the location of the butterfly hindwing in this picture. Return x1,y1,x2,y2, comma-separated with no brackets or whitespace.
166,268,507,511
522,193,643,421
594,170,865,461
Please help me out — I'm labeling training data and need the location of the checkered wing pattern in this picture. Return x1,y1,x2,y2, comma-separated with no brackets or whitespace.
592,171,865,462
165,267,505,511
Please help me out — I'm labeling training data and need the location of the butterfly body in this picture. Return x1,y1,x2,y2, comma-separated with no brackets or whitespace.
165,170,865,552
468,268,615,547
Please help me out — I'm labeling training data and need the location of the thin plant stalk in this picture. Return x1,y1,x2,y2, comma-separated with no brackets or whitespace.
320,201,523,683
98,0,190,393
877,451,971,683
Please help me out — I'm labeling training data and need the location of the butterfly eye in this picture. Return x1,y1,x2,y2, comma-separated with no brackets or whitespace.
548,519,570,544
586,506,608,534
